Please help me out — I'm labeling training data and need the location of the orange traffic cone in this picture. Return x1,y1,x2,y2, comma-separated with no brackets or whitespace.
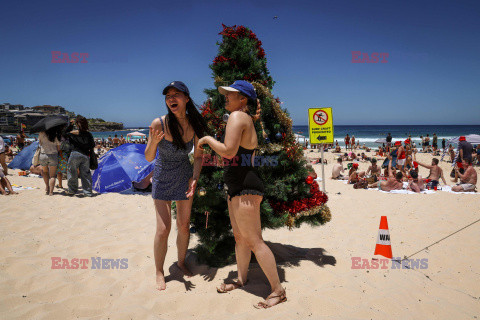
373,216,392,259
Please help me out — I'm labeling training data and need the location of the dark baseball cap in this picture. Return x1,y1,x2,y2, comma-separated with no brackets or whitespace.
218,80,257,100
162,81,190,95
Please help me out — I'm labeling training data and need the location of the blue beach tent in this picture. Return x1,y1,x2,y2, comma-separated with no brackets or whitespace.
8,141,39,170
92,143,155,193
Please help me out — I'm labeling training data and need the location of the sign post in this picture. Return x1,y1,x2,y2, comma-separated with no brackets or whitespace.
308,107,334,193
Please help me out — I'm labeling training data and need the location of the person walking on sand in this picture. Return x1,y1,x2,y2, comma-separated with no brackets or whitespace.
386,133,392,152
145,81,208,291
351,135,356,151
64,116,95,197
198,80,286,308
432,133,438,151
344,134,350,151
38,127,62,195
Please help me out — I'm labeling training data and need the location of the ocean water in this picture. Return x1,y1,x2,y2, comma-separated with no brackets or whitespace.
292,125,480,148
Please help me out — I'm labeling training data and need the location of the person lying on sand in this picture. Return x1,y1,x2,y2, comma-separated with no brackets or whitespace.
368,155,403,191
407,170,425,193
452,158,477,192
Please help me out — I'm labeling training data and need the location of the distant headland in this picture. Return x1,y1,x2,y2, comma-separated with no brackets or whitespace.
0,103,123,133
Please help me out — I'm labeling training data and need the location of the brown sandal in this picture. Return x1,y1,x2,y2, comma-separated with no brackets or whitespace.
216,279,246,293
254,289,287,309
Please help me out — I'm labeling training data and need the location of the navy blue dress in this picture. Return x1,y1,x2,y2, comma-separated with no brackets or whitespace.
151,117,194,201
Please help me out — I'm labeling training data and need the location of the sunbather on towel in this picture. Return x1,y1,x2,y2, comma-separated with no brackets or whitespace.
368,155,403,191
452,158,477,192
407,170,425,193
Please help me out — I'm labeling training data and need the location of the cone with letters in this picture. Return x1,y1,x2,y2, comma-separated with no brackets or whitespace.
373,216,392,259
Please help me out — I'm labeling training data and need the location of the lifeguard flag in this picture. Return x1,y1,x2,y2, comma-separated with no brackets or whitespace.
21,123,26,130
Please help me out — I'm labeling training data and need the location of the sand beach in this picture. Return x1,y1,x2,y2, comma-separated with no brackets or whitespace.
1,149,479,319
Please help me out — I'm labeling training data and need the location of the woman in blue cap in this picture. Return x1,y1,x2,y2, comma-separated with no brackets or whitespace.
145,81,208,291
198,80,286,308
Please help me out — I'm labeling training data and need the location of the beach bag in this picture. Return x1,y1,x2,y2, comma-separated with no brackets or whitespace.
32,147,41,166
89,150,98,170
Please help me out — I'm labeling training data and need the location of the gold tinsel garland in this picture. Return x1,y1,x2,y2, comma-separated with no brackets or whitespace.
285,204,331,230
251,81,305,162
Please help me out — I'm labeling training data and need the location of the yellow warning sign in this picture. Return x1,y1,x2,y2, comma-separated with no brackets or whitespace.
308,108,334,144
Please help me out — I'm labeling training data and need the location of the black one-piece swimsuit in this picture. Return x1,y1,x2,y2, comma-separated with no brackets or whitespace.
221,135,265,201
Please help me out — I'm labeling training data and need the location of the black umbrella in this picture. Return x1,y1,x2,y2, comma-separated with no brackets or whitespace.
30,115,68,133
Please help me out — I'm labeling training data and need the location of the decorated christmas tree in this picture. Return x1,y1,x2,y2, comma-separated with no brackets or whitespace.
191,24,331,267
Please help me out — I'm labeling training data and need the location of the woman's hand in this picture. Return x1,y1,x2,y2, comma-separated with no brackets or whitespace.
185,177,197,199
197,136,211,151
148,126,165,144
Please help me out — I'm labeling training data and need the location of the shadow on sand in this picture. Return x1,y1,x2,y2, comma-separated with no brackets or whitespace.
164,241,336,297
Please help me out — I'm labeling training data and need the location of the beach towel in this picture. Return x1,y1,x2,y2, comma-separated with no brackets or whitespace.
439,185,478,194
11,184,38,192
366,182,436,194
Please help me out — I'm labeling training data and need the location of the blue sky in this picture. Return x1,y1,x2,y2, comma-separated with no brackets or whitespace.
1,0,479,127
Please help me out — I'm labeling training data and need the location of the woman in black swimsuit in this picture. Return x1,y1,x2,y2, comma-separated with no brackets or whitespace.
198,80,286,309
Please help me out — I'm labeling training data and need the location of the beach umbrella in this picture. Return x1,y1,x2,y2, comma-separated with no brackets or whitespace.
446,134,480,146
29,115,68,133
92,143,155,193
126,131,147,142
7,141,39,170
127,131,146,137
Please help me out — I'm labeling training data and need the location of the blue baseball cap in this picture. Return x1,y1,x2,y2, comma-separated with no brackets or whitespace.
162,81,190,95
218,80,257,100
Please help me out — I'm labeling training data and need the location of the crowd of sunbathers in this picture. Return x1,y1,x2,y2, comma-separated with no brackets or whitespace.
331,135,478,193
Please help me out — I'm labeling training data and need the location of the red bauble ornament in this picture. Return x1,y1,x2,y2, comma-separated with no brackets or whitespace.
306,176,314,184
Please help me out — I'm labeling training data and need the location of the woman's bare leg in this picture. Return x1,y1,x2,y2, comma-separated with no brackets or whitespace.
175,198,194,276
41,165,49,194
48,166,57,195
57,173,63,188
228,196,251,286
153,199,171,291
232,195,284,306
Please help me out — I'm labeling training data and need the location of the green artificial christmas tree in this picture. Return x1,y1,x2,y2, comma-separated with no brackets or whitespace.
191,24,331,267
